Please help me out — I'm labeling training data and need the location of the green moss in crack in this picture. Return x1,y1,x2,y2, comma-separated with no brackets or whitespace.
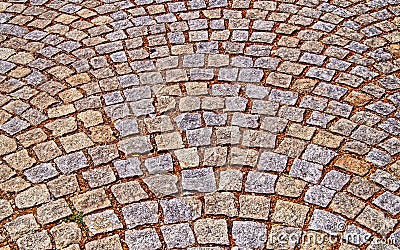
63,204,88,235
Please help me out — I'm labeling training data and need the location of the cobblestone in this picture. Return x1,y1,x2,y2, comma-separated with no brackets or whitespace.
1,0,399,248
356,206,397,236
50,223,81,249
122,201,158,229
232,221,267,248
194,218,229,245
37,199,72,225
308,209,346,236
272,200,309,227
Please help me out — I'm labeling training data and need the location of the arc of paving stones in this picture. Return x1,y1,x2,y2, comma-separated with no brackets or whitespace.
0,0,400,249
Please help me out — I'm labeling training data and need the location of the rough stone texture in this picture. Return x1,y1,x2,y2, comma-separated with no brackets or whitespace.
308,209,346,236
347,177,380,200
122,201,159,228
71,188,111,214
84,210,123,235
0,199,13,222
2,1,399,248
85,235,123,250
232,221,267,248
82,166,116,188
125,229,162,250
304,185,336,207
330,192,366,219
16,231,52,250
289,159,323,184
239,195,270,220
50,223,82,249
182,167,217,193
15,184,50,209
143,174,179,197
47,175,79,198
144,154,174,174
161,223,195,248
113,157,143,178
272,200,309,227
372,192,400,216
204,192,238,217
111,181,148,204
356,206,397,236
266,225,302,250
118,136,153,155
276,175,307,198
36,199,72,225
160,197,202,224
194,218,229,245
4,214,39,240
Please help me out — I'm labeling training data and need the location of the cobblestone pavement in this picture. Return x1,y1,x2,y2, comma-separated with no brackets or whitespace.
0,0,400,249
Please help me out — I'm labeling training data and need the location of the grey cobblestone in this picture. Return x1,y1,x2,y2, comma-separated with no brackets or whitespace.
1,0,399,248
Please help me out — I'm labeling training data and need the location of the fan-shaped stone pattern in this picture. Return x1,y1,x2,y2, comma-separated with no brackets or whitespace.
0,0,399,249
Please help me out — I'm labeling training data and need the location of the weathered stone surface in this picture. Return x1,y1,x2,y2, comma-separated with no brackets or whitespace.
239,195,270,220
15,184,50,209
60,132,94,153
4,214,39,240
356,206,397,236
174,148,200,168
304,185,336,207
0,200,12,222
245,171,277,194
85,235,123,250
194,218,229,245
82,166,116,188
302,144,338,165
258,151,288,172
272,200,309,227
113,157,143,178
111,181,148,204
347,177,380,200
47,175,79,198
143,173,179,197
276,175,307,198
24,163,58,183
71,188,111,214
16,231,52,250
289,159,323,184
218,169,243,191
160,196,202,224
308,209,346,236
161,223,195,248
37,199,72,225
122,201,159,228
372,192,400,216
50,222,82,249
4,149,36,171
182,167,217,193
84,209,123,235
54,151,88,174
1,2,398,248
144,153,174,174
230,147,258,167
155,132,184,150
232,221,267,248
88,145,119,166
118,136,153,155
204,192,238,217
321,170,350,191
125,229,161,250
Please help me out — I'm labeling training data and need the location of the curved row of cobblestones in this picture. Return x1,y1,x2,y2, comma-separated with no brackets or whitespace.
0,0,400,249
